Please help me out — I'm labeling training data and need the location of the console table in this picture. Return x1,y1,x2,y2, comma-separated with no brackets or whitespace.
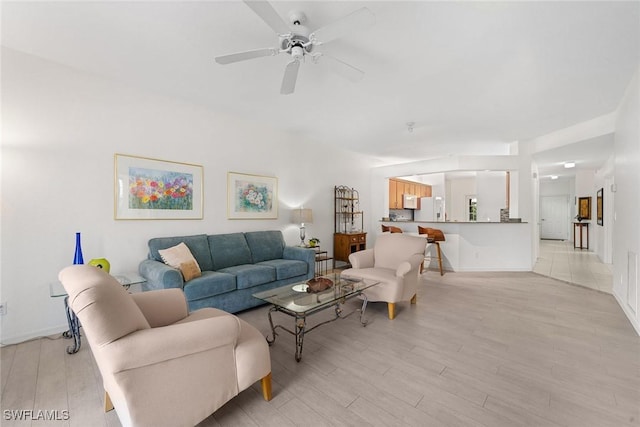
573,222,589,250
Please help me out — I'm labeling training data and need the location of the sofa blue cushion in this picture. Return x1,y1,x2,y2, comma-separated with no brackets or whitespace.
148,234,214,272
218,264,276,290
208,233,252,270
257,259,308,280
245,231,284,263
183,271,236,301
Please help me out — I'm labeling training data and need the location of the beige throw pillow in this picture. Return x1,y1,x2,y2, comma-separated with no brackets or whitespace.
158,242,202,281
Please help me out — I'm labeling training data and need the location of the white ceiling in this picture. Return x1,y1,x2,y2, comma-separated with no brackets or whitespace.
3,1,639,172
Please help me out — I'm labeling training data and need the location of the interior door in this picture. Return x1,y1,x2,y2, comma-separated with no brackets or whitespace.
540,195,568,240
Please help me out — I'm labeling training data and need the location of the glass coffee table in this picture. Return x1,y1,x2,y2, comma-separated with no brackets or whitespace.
253,273,379,362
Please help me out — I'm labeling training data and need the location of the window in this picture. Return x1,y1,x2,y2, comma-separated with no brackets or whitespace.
466,196,477,221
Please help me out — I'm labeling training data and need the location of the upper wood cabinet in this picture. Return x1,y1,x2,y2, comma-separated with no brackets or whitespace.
388,178,432,209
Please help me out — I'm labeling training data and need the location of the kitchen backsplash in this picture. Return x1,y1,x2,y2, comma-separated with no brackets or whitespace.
389,209,414,221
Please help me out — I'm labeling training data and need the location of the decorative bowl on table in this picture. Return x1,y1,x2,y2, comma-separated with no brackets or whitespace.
306,277,334,293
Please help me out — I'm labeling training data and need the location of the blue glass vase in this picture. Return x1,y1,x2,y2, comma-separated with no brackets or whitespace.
73,232,84,265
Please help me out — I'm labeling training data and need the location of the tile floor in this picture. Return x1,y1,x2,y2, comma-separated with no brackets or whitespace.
534,239,613,294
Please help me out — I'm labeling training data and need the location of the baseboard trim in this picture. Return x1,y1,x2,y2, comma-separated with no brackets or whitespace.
613,289,640,337
1,324,68,346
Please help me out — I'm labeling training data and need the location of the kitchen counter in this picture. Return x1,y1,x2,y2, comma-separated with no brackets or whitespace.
378,220,533,272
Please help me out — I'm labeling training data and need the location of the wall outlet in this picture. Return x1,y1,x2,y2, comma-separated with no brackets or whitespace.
0,302,6,316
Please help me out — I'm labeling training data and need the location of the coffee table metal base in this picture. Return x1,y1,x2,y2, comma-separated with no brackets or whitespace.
265,295,369,362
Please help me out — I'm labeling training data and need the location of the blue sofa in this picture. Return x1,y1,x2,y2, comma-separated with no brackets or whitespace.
138,230,315,313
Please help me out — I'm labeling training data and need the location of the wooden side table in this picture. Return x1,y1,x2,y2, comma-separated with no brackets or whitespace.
306,246,333,277
573,222,589,249
333,232,366,268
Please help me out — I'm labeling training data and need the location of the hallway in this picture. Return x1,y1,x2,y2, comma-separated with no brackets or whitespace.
534,239,613,294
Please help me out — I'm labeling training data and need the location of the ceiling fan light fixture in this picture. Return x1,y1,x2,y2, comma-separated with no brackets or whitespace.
215,1,375,94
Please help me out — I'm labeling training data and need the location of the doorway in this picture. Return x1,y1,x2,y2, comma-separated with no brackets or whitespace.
540,195,569,240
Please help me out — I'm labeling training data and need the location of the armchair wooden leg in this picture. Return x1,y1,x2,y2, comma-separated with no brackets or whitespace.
104,391,114,412
261,372,272,401
387,303,396,320
410,294,417,304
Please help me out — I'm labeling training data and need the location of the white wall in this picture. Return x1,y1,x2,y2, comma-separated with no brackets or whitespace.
447,178,476,222
612,66,640,335
0,48,377,343
476,171,508,222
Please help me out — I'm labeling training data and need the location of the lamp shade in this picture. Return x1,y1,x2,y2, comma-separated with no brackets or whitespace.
291,208,313,224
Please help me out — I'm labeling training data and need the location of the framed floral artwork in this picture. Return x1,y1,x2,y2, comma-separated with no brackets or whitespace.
114,154,203,220
227,172,278,219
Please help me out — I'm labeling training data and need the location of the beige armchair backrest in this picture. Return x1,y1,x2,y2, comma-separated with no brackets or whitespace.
61,265,150,346
373,233,428,271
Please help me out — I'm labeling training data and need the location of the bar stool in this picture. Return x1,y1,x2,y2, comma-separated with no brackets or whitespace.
381,224,403,233
417,226,445,275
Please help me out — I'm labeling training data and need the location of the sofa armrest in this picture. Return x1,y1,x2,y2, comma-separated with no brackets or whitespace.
349,248,374,269
139,259,184,290
131,289,188,328
99,314,241,373
283,246,315,279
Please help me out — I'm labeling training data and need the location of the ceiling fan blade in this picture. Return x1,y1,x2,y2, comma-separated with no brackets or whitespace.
309,7,375,45
243,0,291,36
215,48,278,65
320,54,364,82
281,60,300,95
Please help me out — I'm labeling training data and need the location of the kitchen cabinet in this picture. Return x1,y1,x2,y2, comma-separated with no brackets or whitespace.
389,179,398,209
389,178,432,209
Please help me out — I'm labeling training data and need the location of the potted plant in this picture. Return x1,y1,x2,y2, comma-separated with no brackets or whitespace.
308,237,320,248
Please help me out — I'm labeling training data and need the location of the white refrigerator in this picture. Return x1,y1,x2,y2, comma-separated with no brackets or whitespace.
414,197,444,222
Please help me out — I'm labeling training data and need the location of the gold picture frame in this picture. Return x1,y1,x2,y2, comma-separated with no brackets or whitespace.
578,196,591,220
597,188,603,225
114,154,203,220
227,172,278,219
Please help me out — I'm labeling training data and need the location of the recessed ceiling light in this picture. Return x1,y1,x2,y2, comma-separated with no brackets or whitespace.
551,175,558,180
564,162,575,169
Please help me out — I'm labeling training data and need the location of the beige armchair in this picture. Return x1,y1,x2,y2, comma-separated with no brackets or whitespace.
58,265,272,427
341,233,427,320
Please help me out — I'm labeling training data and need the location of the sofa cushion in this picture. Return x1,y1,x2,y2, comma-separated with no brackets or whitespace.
183,271,236,302
148,234,214,272
208,233,252,270
218,264,276,290
245,231,284,263
257,259,308,280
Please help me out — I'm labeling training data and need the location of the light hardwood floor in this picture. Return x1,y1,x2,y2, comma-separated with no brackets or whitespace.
1,271,639,426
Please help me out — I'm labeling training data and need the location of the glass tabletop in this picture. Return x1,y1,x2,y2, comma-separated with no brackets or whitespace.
49,273,146,297
252,273,378,314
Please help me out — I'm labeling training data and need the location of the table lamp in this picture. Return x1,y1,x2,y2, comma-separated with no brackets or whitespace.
291,208,313,246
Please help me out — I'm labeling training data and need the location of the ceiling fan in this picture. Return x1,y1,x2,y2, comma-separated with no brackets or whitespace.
215,0,375,95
